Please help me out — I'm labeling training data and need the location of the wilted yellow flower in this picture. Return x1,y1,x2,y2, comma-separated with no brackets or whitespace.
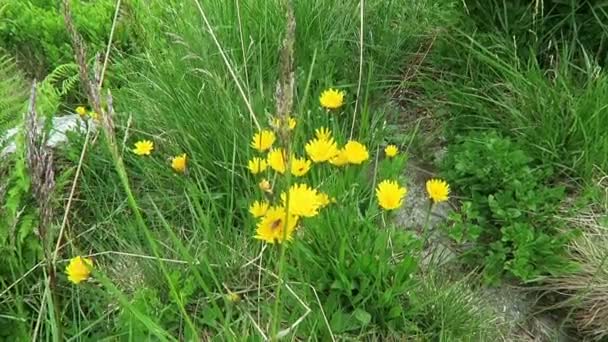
305,137,339,163
315,127,332,141
281,183,322,217
249,200,270,218
248,157,268,175
259,178,272,193
65,256,93,284
267,148,287,174
255,206,298,244
376,180,407,211
171,153,187,173
344,140,369,164
290,157,311,177
250,130,276,152
133,140,154,156
385,145,398,158
271,116,296,130
226,291,241,303
329,148,349,166
319,88,345,110
76,106,87,117
426,179,450,203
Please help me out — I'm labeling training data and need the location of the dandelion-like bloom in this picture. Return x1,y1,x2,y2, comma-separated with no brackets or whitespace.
376,180,407,211
344,140,369,164
249,200,270,218
259,178,272,193
250,130,276,152
171,153,187,173
281,183,322,217
271,116,296,131
329,148,349,166
76,106,87,117
267,148,287,174
255,206,298,244
317,192,332,208
226,291,241,303
65,256,93,284
385,145,398,158
426,179,450,203
291,157,311,177
248,157,268,175
305,137,339,163
133,140,154,156
319,88,345,110
315,127,332,141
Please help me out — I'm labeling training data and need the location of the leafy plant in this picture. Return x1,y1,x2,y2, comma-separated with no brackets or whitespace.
441,131,577,284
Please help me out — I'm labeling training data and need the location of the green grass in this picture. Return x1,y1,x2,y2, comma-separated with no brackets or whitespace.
0,53,27,133
2,0,608,340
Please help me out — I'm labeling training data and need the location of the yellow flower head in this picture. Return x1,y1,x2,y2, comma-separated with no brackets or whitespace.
65,256,93,284
258,178,272,193
248,157,268,175
89,111,100,121
281,183,322,217
426,179,450,203
254,206,298,244
315,127,332,141
271,116,296,131
76,106,87,117
267,148,287,174
376,180,407,211
319,88,345,110
250,130,276,152
226,291,241,303
171,153,187,173
329,148,349,166
317,192,334,208
249,200,270,218
133,140,154,156
290,157,311,177
385,145,399,158
344,140,369,164
305,137,339,163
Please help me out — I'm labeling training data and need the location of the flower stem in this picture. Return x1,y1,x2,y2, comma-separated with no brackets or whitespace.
421,201,434,249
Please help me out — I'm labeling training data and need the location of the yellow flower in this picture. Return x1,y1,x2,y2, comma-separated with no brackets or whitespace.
319,88,345,110
317,192,334,208
290,157,311,177
76,106,87,117
385,145,398,158
250,130,276,152
226,291,241,303
329,148,349,166
344,140,369,164
65,256,93,284
315,127,332,141
426,179,450,203
271,116,296,130
254,206,298,244
171,153,187,173
281,183,322,217
249,200,270,218
89,111,100,121
248,157,268,175
259,178,272,193
267,148,287,174
133,140,154,156
305,137,339,163
376,180,407,211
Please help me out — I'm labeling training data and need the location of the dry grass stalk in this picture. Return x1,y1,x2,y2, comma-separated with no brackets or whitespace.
274,0,296,145
24,82,55,245
541,209,608,341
